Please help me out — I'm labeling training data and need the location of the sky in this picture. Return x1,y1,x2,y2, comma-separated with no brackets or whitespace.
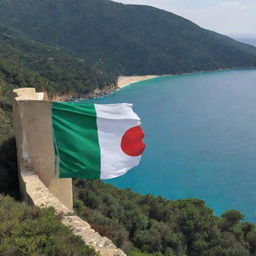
113,0,256,36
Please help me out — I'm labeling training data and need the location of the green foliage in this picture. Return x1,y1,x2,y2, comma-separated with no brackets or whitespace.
0,194,97,256
221,210,244,225
1,1,256,255
0,25,116,97
0,24,116,143
73,179,256,256
0,0,256,75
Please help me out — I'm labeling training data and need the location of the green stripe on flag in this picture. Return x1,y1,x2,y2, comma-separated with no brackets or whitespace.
52,102,101,179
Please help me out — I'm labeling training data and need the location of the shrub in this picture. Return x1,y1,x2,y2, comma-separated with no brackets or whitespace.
73,179,256,256
0,195,97,256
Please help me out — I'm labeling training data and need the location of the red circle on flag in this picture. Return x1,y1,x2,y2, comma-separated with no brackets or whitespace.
121,126,146,156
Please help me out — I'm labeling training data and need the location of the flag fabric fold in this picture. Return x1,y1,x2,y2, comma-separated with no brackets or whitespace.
52,102,145,179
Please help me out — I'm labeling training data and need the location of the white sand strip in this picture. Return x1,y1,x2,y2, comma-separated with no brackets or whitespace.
117,75,159,88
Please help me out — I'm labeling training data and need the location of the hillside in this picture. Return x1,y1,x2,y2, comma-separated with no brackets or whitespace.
0,195,97,256
74,179,256,256
0,24,116,196
2,1,256,255
0,25,115,98
0,25,116,142
0,0,256,75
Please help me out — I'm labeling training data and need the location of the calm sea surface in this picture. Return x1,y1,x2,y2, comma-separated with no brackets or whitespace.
82,69,256,222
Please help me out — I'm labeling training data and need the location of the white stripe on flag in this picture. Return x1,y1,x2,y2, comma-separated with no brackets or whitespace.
95,104,142,179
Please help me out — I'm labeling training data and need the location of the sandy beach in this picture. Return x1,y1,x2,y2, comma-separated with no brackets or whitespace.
117,75,159,88
55,75,160,102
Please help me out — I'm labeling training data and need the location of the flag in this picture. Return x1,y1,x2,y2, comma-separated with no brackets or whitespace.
52,102,145,179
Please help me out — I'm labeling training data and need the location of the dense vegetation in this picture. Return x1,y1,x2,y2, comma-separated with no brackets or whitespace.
74,179,256,256
0,25,115,96
0,194,97,256
0,25,116,143
0,0,256,75
1,1,256,255
0,23,115,208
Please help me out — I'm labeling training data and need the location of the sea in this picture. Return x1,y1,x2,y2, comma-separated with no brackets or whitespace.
83,69,256,222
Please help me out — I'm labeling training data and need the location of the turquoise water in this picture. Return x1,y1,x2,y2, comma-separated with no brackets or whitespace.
83,69,256,222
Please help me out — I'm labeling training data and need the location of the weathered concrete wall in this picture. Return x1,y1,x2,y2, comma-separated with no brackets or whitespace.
20,167,126,256
13,88,73,209
13,88,126,256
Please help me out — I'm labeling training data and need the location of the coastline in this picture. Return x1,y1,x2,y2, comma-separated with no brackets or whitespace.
116,67,256,88
54,67,256,102
117,75,159,88
54,75,160,102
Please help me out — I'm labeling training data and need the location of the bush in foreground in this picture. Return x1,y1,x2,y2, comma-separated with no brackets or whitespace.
74,179,256,256
0,195,97,256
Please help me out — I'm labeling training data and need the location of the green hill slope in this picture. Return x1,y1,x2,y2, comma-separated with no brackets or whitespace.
0,24,116,197
0,0,256,75
0,25,115,98
0,25,115,142
0,195,97,256
0,24,117,199
74,179,256,256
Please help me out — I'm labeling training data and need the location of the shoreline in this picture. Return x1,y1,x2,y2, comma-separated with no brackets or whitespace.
54,67,256,102
54,75,161,102
117,75,159,88
116,66,256,89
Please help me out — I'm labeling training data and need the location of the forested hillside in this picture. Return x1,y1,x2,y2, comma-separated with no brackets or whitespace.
0,25,115,199
74,179,256,256
0,195,97,255
0,0,256,75
1,1,256,255
0,25,116,143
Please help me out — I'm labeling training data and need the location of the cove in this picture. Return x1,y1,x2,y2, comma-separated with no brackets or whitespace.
82,69,256,222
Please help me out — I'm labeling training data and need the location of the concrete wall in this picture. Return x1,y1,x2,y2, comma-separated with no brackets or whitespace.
13,88,73,209
20,167,126,256
13,88,126,256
